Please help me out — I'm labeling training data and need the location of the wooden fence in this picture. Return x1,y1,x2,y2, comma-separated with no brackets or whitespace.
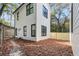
50,32,70,40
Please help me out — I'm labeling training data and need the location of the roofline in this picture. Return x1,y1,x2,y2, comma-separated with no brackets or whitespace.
13,3,25,14
13,3,50,14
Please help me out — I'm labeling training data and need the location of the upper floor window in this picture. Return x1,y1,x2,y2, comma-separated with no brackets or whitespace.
17,12,19,20
23,26,27,36
43,5,48,18
26,3,34,16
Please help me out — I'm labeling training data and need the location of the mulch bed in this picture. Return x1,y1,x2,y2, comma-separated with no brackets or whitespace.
15,38,73,56
1,38,73,56
2,39,14,56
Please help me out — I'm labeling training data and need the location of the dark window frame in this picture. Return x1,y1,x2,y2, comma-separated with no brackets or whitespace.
31,24,36,37
26,3,34,16
43,5,48,18
41,25,47,36
15,28,17,36
23,26,27,36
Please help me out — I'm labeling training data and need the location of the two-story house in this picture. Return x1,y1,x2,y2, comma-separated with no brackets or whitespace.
13,3,50,41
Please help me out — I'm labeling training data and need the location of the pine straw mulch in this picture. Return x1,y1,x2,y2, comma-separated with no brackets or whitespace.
15,38,73,56
1,38,73,56
1,39,14,56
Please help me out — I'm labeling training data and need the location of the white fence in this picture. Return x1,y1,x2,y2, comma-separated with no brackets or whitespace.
50,32,70,40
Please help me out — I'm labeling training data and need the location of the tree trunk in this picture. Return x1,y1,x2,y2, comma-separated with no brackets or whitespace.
53,16,61,32
0,4,6,17
56,18,61,32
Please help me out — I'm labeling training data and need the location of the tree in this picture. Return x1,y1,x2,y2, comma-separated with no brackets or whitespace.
0,3,20,45
50,3,71,32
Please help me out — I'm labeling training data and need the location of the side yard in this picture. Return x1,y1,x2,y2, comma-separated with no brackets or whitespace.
2,38,73,56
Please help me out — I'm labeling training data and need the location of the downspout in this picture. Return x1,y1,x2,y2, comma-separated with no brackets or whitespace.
14,14,16,40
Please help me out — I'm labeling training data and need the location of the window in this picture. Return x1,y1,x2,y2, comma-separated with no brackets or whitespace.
26,3,34,16
17,12,19,20
41,25,47,36
31,24,36,37
23,26,27,36
15,28,17,36
43,5,48,18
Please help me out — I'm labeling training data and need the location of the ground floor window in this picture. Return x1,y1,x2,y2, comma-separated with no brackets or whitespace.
23,26,27,36
31,24,36,37
15,28,17,36
41,25,47,36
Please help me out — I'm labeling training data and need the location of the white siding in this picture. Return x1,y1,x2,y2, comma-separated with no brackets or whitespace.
36,3,50,41
14,3,50,41
71,3,79,55
14,4,36,41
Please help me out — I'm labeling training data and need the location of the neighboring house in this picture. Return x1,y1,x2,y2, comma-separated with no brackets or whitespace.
13,3,50,41
71,3,79,56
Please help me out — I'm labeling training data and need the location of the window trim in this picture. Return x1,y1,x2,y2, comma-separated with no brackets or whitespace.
31,24,36,37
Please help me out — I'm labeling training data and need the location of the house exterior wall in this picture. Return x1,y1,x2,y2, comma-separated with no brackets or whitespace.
14,4,37,41
36,3,50,41
71,3,79,55
14,3,50,41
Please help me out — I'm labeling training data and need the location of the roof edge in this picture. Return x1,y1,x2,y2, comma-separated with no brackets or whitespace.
13,3,25,14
